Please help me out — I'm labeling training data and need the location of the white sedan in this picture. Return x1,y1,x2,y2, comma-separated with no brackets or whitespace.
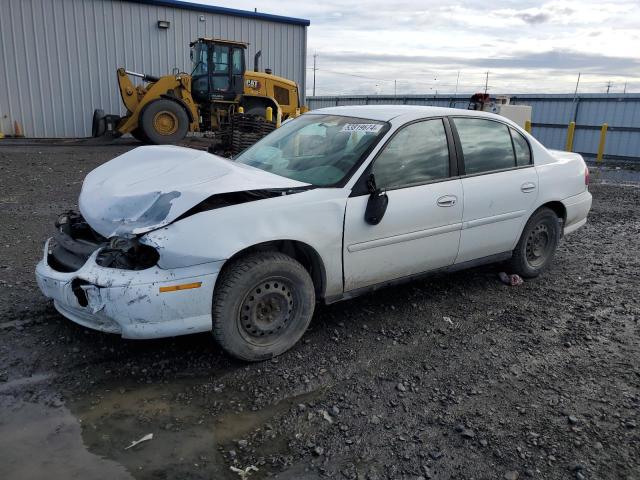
36,106,592,361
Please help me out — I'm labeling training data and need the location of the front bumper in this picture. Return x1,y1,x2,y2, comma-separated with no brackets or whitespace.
35,239,224,339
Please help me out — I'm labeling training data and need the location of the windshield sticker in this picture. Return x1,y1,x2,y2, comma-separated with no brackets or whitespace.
340,123,383,133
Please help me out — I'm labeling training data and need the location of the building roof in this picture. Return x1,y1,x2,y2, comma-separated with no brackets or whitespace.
125,0,311,26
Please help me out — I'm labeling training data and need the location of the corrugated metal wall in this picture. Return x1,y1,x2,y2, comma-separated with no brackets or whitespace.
0,0,307,138
308,94,640,162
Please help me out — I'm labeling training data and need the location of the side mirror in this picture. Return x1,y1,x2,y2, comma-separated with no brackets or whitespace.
364,173,388,225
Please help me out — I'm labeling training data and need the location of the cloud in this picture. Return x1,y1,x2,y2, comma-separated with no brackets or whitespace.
516,12,552,24
197,0,640,94
318,49,640,75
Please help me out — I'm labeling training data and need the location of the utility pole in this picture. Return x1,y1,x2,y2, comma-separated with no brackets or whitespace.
484,71,489,94
573,72,581,98
624,82,627,94
571,72,581,123
606,80,612,94
394,79,397,97
312,53,317,97
454,71,460,96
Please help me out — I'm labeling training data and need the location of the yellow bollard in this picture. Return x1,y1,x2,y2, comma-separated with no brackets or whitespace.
524,120,531,133
565,121,576,152
238,106,244,114
265,107,273,122
597,123,608,162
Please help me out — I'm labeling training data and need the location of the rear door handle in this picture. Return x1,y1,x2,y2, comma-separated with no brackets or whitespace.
437,195,457,207
521,182,537,193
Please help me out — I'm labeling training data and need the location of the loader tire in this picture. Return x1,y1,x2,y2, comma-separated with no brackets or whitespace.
140,99,189,145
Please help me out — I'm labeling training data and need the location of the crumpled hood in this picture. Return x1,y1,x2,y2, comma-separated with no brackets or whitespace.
79,145,309,238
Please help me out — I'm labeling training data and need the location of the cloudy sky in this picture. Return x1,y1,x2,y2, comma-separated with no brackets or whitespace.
202,0,640,96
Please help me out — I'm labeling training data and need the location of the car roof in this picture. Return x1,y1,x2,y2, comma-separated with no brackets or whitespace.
307,105,500,123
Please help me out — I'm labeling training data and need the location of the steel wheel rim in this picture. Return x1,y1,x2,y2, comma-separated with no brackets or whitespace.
238,277,295,346
525,222,552,268
153,111,178,135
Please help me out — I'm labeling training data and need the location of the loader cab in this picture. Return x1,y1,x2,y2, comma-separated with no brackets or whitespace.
190,38,246,103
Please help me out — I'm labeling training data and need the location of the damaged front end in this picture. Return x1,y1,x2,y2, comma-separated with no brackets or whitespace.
36,210,223,339
49,211,159,273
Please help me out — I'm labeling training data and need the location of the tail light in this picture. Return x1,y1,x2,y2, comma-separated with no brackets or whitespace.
585,166,590,186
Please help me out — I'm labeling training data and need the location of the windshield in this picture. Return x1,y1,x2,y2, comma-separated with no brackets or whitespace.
234,114,389,186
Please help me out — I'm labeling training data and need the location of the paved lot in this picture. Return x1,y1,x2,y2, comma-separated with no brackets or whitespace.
0,140,639,480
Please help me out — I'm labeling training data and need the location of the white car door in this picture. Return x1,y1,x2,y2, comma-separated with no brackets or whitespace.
450,117,539,264
343,118,463,291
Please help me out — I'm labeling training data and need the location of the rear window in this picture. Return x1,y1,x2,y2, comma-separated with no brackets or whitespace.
511,128,532,166
453,118,516,175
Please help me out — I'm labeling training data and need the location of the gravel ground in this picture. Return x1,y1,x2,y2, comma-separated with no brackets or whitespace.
0,140,639,480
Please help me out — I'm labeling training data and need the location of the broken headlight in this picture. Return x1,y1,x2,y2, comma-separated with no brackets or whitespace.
96,237,159,270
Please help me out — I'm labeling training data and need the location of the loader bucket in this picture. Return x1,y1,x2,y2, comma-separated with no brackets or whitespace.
92,109,122,137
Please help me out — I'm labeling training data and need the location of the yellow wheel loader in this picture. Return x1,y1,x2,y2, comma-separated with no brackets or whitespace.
92,38,307,153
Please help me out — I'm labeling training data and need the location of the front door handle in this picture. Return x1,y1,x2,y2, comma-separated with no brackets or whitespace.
521,182,537,193
437,195,457,207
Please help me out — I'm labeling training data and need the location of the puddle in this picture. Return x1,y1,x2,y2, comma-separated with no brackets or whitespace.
0,395,132,480
1,369,325,479
65,377,324,479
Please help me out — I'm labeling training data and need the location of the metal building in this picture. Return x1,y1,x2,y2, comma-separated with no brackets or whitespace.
0,0,309,138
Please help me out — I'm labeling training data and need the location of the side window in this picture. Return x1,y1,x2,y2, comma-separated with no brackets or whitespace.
231,48,243,75
510,128,532,166
453,118,515,174
372,119,450,189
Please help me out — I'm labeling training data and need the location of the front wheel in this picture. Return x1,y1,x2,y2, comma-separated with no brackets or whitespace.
509,207,561,278
212,252,315,361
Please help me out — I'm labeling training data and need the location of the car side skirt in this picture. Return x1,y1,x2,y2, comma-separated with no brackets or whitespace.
326,251,512,304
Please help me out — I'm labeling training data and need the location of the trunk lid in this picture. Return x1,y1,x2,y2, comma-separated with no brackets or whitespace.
79,145,309,238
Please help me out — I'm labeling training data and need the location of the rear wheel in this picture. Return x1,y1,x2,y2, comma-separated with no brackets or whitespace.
212,252,315,361
139,99,189,145
509,207,561,278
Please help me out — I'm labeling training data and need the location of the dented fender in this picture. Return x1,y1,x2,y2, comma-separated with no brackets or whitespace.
142,188,349,298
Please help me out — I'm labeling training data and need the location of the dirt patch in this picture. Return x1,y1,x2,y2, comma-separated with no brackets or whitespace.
0,141,638,479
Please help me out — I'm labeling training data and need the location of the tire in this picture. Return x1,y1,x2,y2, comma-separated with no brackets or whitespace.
130,127,149,143
139,99,189,145
212,252,316,361
509,207,561,278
